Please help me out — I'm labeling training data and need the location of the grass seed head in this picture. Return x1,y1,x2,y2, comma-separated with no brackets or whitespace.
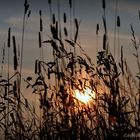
8,28,11,48
63,13,67,23
102,0,106,9
117,16,120,27
12,36,18,70
38,32,42,48
96,24,99,35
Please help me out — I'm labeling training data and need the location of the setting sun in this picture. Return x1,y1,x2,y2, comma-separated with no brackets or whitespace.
74,87,95,105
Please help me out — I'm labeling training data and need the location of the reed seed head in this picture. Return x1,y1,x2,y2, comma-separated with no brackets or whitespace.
102,16,107,34
96,24,99,35
35,60,38,74
38,32,42,48
8,28,11,48
64,27,68,36
48,0,51,4
40,18,43,32
69,0,72,8
52,13,56,24
117,16,120,27
39,10,43,31
39,10,42,16
103,34,106,50
24,0,29,14
12,36,18,70
12,36,16,53
64,13,67,23
102,0,106,9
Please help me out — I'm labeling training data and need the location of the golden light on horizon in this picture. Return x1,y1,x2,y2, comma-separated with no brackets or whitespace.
74,87,95,105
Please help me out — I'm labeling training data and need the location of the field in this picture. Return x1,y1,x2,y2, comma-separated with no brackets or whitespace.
0,0,140,139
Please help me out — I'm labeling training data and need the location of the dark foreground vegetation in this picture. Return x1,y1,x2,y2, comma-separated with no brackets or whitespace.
0,0,140,139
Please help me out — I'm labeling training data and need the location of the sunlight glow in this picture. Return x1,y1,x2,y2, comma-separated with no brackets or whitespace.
74,87,95,105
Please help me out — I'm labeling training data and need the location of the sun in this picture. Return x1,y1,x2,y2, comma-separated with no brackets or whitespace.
74,87,95,105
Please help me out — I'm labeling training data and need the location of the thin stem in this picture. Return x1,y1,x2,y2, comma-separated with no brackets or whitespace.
117,26,120,63
7,42,10,138
57,0,62,39
113,0,118,59
20,13,26,83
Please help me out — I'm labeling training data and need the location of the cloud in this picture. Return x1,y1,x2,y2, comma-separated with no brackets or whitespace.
108,0,140,15
5,14,50,33
5,16,22,28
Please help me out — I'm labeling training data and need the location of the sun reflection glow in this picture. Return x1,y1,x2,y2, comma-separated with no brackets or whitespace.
74,87,95,105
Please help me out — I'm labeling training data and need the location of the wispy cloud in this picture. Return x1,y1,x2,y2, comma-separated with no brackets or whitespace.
5,14,50,32
108,0,140,15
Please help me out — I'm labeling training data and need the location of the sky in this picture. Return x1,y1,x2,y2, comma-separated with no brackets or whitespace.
0,0,140,77
0,1,140,138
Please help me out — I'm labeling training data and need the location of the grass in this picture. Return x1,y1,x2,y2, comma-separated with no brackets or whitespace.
0,0,140,139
